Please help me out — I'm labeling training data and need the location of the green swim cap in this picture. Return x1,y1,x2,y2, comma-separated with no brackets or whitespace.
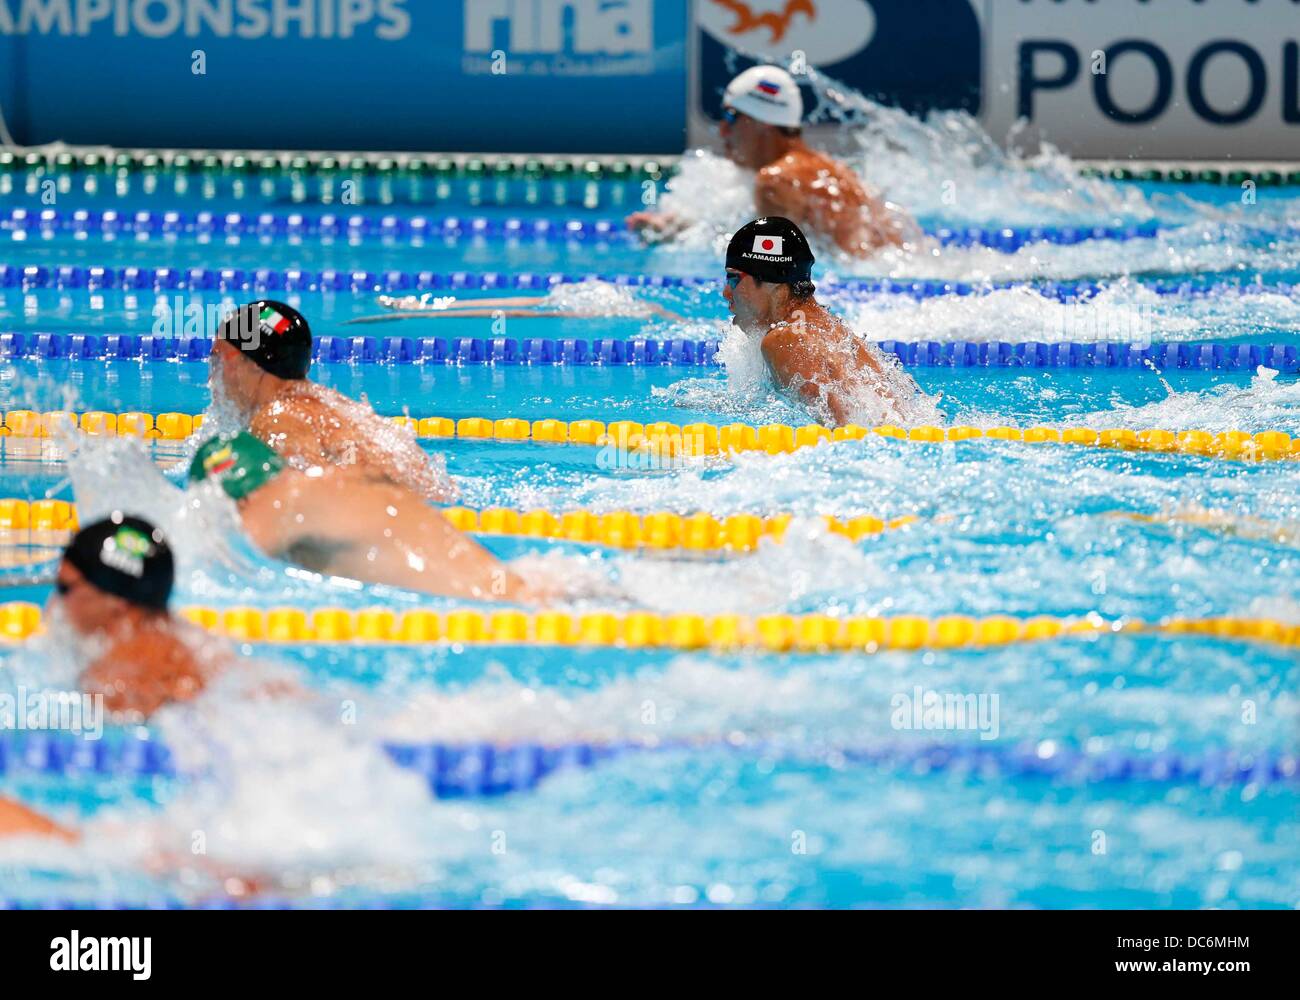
189,432,284,500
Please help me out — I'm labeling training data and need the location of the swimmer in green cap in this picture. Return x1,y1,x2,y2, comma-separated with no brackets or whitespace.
189,432,538,603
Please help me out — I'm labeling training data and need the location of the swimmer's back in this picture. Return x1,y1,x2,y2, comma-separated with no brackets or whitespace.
250,382,449,499
757,149,903,255
81,623,216,719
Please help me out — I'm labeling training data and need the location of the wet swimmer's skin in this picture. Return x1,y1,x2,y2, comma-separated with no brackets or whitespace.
0,796,78,841
628,66,912,257
190,433,540,603
211,300,455,501
55,514,221,720
724,216,920,427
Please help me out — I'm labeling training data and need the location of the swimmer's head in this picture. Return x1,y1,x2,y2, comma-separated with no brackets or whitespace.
58,514,173,631
189,432,285,501
720,66,803,167
211,300,312,406
725,217,816,331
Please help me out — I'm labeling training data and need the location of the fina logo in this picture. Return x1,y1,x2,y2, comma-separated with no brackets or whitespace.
699,0,876,66
464,0,652,56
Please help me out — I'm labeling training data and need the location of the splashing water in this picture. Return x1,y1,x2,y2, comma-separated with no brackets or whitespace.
654,54,1299,286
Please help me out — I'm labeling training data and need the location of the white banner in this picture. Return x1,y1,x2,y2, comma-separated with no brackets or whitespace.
982,0,1300,158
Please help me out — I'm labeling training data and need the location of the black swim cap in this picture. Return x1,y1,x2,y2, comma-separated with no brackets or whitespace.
215,300,312,380
62,513,173,611
726,217,815,284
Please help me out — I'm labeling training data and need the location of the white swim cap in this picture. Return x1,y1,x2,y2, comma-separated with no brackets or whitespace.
722,66,803,129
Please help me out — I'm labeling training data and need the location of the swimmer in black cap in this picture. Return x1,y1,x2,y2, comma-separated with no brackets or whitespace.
189,433,542,603
211,300,455,501
725,217,920,426
629,66,913,256
55,513,221,719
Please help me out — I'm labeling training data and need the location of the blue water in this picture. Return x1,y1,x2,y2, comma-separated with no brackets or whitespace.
1,149,1299,907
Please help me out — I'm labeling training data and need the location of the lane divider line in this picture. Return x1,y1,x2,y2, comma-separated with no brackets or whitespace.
3,327,1297,374
0,498,916,553
2,730,1293,791
3,261,1294,303
3,602,1299,652
2,410,1296,463
1,208,1167,253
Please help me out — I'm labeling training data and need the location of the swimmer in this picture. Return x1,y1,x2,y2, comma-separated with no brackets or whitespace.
189,432,540,603
629,66,912,256
211,300,455,501
55,513,222,720
724,216,921,427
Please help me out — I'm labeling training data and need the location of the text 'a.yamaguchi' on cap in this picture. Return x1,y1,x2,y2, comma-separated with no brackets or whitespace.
726,217,815,284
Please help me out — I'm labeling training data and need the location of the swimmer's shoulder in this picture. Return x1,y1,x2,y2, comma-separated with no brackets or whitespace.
759,323,808,367
250,381,342,428
83,622,214,717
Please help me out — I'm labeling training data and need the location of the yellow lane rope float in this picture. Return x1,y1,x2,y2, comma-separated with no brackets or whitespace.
0,498,917,553
1,410,1297,462
0,602,1297,651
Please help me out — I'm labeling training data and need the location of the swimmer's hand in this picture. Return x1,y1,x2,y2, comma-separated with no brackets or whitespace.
626,211,685,242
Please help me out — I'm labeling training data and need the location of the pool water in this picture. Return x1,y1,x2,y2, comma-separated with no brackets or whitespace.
1,124,1299,908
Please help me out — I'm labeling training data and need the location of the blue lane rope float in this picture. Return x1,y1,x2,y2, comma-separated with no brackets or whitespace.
3,330,1297,373
2,261,1294,305
2,731,1294,791
1,208,1168,253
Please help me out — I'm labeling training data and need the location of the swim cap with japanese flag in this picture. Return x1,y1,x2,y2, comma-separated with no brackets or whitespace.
215,299,312,380
726,217,814,284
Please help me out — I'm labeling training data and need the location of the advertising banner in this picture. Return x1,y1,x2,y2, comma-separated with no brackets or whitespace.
690,0,1300,160
0,0,688,153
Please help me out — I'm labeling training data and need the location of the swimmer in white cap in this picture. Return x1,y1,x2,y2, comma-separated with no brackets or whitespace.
629,65,912,257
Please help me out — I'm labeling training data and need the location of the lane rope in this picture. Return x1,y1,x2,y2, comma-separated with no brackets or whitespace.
6,148,1300,188
2,409,1296,463
1,208,1168,253
3,261,1295,303
0,498,916,553
1,730,1293,789
3,601,1300,652
3,327,1297,374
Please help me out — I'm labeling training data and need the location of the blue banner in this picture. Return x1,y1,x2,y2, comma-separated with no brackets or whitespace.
0,0,687,152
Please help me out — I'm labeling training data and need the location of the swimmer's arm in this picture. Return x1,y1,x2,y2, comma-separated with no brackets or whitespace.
350,304,686,325
346,309,603,324
0,796,79,842
626,210,686,241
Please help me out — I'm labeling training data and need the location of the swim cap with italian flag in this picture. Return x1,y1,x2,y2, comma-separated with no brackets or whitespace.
215,300,312,380
726,217,815,284
723,66,803,129
189,432,285,501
